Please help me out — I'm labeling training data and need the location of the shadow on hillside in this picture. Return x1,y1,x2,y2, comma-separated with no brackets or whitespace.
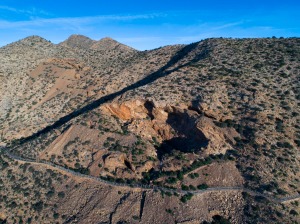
156,109,209,160
15,40,211,145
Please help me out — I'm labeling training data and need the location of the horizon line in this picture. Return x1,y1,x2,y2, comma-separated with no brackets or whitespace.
1,34,299,51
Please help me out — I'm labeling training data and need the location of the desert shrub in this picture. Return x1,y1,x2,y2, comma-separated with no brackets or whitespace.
53,213,59,219
46,190,55,198
180,193,193,203
57,191,65,198
166,177,178,184
32,201,43,212
197,184,208,190
277,141,293,149
181,184,189,191
290,210,298,216
211,215,231,224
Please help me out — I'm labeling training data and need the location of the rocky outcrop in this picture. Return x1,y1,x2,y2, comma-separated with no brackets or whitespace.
196,116,240,155
102,100,149,120
103,100,240,155
103,152,135,172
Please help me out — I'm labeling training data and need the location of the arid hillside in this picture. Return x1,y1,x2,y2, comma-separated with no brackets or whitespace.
0,36,299,224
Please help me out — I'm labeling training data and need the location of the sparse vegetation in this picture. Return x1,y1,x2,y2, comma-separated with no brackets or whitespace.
0,36,299,223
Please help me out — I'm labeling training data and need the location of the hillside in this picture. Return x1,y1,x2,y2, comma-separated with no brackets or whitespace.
0,36,299,224
60,34,96,49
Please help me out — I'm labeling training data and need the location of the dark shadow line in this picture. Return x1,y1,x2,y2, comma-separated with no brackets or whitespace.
15,40,211,145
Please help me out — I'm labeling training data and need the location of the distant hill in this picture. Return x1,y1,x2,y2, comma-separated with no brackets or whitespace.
91,36,136,52
60,34,137,53
59,34,96,49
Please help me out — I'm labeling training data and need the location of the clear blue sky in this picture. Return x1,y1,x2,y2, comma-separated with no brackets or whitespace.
0,0,299,50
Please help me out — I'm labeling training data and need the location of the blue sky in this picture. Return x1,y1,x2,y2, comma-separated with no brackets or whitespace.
0,0,299,50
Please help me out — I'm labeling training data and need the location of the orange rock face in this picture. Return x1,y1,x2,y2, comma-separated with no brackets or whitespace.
102,100,241,155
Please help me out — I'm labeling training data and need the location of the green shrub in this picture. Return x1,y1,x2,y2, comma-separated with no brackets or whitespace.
197,184,208,190
58,191,65,198
180,193,193,203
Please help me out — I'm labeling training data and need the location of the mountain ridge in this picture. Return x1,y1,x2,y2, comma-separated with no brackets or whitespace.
59,34,137,52
0,36,299,224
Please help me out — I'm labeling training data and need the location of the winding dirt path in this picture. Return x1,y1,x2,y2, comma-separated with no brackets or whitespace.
1,148,299,204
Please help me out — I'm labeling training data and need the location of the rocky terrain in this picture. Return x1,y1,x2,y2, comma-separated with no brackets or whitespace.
0,35,299,223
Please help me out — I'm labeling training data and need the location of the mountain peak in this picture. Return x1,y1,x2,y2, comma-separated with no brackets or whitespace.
60,34,96,49
19,35,52,45
67,34,93,42
92,36,137,52
59,34,137,52
98,37,117,42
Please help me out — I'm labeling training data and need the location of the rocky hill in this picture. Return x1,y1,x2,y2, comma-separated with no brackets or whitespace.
60,34,96,49
60,34,136,52
0,36,299,224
